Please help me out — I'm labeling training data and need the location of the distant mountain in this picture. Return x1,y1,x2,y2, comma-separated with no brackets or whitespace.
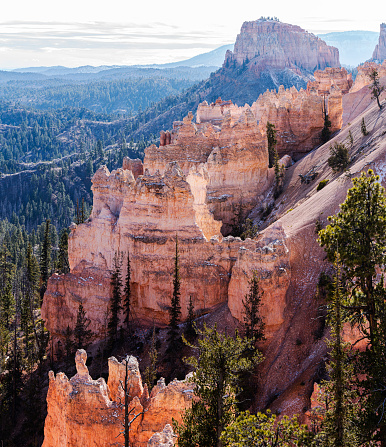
146,44,234,69
318,31,379,67
9,44,233,78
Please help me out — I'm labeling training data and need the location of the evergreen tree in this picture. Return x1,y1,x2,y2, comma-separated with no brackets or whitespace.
319,170,386,445
168,235,181,344
321,97,332,143
74,303,93,349
40,218,51,302
369,69,384,109
361,117,369,136
327,142,350,173
108,251,123,346
242,271,265,342
184,295,196,340
266,121,277,168
123,250,131,330
144,326,158,391
316,256,359,446
64,325,74,359
176,325,262,447
57,229,69,274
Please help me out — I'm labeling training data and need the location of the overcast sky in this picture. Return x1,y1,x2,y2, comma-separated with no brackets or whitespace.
0,0,385,68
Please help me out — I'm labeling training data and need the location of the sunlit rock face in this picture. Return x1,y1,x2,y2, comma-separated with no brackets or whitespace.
42,350,193,447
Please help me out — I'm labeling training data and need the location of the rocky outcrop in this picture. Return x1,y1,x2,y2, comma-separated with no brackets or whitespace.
147,425,175,447
251,84,342,159
350,61,386,93
42,350,192,447
145,108,269,230
307,67,353,95
224,19,339,74
372,23,386,62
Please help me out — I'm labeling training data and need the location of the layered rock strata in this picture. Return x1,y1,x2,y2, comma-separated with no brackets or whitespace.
144,108,269,230
224,19,339,73
372,23,386,62
42,350,192,447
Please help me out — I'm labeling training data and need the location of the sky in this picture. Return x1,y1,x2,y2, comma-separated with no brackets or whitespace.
0,0,385,69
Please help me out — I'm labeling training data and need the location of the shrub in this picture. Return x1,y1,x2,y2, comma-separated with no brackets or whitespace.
317,179,329,191
328,142,349,173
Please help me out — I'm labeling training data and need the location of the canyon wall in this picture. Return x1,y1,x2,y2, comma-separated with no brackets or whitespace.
43,349,191,447
42,65,348,347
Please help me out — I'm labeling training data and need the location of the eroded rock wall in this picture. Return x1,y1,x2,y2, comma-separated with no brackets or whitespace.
225,19,339,73
42,350,192,447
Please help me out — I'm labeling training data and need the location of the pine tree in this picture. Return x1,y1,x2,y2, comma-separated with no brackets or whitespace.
168,236,181,344
242,271,265,342
321,96,332,143
319,170,386,445
74,303,93,349
176,325,262,447
184,296,195,340
57,229,69,274
108,251,123,346
361,117,369,136
64,325,74,359
123,251,131,330
316,256,359,446
266,121,277,168
369,69,384,109
40,218,51,302
144,326,158,391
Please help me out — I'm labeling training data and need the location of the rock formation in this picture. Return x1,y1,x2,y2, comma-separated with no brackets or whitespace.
147,425,175,447
350,61,386,93
225,19,339,73
372,23,386,62
42,350,192,447
307,67,353,95
251,84,342,159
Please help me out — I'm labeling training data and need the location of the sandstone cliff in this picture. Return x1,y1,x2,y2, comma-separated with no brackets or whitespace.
372,23,386,62
225,19,339,73
43,350,192,447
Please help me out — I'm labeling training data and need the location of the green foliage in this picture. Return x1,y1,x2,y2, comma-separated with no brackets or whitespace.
361,117,369,136
369,69,384,109
314,257,360,446
319,169,386,444
184,296,196,340
108,251,123,345
242,271,265,342
240,218,259,240
274,151,285,198
266,121,277,169
144,327,158,391
57,229,69,274
317,179,329,191
123,251,131,329
168,236,181,344
175,325,262,447
327,142,349,173
221,410,312,447
39,219,51,302
321,99,332,143
74,303,93,349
